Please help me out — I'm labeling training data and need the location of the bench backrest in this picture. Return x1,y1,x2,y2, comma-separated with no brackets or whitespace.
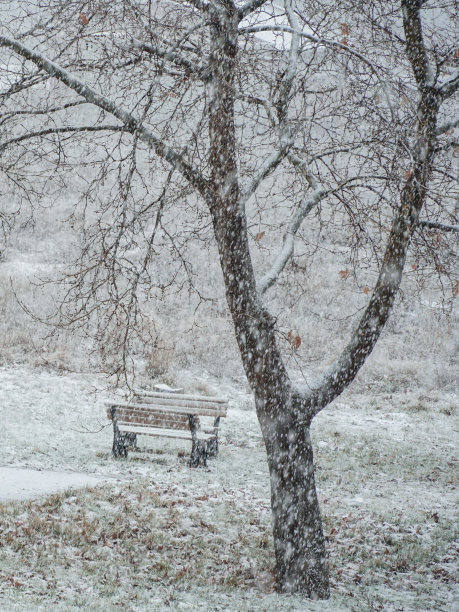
107,391,228,432
132,391,228,417
107,404,196,430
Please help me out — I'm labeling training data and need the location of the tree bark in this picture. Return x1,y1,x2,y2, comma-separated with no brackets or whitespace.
259,393,329,597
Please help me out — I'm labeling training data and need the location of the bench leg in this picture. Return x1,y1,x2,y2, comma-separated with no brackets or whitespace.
113,432,128,458
206,436,218,458
206,416,220,458
112,432,137,458
188,415,207,467
124,432,137,449
189,438,208,468
110,406,128,458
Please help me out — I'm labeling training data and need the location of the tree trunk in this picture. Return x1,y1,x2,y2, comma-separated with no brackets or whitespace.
259,398,330,598
206,4,330,598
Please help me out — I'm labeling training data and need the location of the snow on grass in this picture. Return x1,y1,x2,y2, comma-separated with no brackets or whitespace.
0,365,457,610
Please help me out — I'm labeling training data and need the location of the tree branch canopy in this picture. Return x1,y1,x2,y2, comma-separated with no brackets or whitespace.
418,220,459,233
0,35,208,196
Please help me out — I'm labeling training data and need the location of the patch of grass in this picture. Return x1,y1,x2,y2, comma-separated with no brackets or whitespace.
323,505,458,607
439,404,456,416
1,471,456,611
0,479,276,608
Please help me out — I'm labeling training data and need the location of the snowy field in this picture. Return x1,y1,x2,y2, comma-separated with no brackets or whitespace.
0,365,457,611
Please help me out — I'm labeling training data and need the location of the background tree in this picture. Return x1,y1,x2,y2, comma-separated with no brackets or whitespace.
0,0,457,598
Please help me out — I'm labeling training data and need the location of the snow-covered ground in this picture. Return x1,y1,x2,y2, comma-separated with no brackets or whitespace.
0,365,457,611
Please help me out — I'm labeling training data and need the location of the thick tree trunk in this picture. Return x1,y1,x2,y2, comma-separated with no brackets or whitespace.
259,397,329,598
206,4,330,598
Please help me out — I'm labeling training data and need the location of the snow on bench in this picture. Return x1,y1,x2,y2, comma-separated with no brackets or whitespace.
106,390,228,467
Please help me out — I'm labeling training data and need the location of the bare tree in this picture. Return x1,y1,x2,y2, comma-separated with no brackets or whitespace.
1,0,457,598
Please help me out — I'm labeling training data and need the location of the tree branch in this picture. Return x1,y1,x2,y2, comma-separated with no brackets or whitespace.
276,0,300,122
435,116,459,136
129,19,209,79
0,125,128,153
237,0,268,20
131,38,199,76
304,201,420,417
257,174,387,295
239,146,290,209
438,70,459,102
16,5,68,41
238,2,300,209
0,100,88,128
302,14,441,417
239,24,396,119
258,186,329,295
400,0,434,89
418,220,459,233
0,35,209,196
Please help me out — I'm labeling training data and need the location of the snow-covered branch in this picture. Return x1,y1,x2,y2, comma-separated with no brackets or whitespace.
299,2,444,417
303,203,418,416
257,174,387,295
129,20,209,79
237,0,268,20
418,220,459,233
435,116,459,136
276,0,300,121
258,186,329,295
0,35,209,196
239,2,300,210
239,146,290,209
130,38,199,77
438,70,459,102
287,151,319,189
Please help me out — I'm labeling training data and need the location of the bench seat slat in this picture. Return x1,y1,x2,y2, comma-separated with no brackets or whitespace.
118,417,194,430
117,423,215,440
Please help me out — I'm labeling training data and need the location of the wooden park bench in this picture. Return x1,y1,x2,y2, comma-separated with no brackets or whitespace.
106,390,228,467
